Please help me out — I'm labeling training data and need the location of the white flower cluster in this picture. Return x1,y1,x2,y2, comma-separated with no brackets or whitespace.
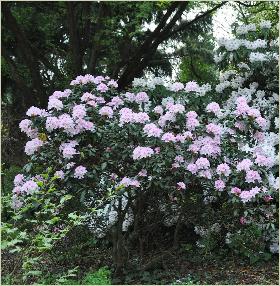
260,20,272,29
132,76,168,90
236,23,256,35
87,192,134,238
217,38,270,52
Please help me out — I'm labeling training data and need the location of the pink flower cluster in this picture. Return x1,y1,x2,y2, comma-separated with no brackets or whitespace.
74,166,87,179
119,177,140,188
188,136,221,157
59,141,78,159
132,146,154,160
72,104,87,119
12,174,39,196
48,97,63,110
206,102,221,115
216,163,231,177
185,81,199,92
99,106,114,118
19,119,38,138
186,111,199,131
26,106,47,117
143,123,163,138
206,123,222,136
119,108,150,125
25,138,44,155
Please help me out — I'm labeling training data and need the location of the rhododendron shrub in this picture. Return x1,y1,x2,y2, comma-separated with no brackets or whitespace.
7,21,279,270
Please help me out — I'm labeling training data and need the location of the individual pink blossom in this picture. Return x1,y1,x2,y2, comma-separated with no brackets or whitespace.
250,186,261,196
206,123,222,136
119,177,140,188
19,119,38,138
186,163,198,174
170,82,184,92
185,81,199,92
72,105,87,119
58,114,75,130
183,131,193,139
132,146,154,160
186,111,198,118
77,119,94,131
94,75,105,84
46,116,60,132
177,182,186,190
135,92,149,103
236,159,253,171
240,217,246,225
206,102,221,115
153,106,164,115
81,92,96,102
19,119,32,133
175,155,184,163
254,131,265,142
107,79,118,88
99,106,114,118
188,143,200,154
95,97,106,104
138,169,147,177
25,138,44,155
26,106,43,117
247,108,261,118
255,154,273,167
154,147,161,154
231,187,242,195
54,170,65,179
119,108,134,125
125,92,135,102
74,166,87,179
256,117,267,129
195,157,210,169
21,180,39,194
240,191,255,203
143,123,162,137
87,100,98,107
199,169,212,179
48,97,63,110
168,104,185,114
215,179,225,191
216,163,231,177
162,132,176,143
110,173,118,180
14,174,25,186
97,83,108,93
60,141,78,159
134,112,150,123
186,117,199,131
51,89,71,99
107,96,124,109
12,186,22,195
158,112,176,127
235,97,250,116
245,170,262,183
175,134,186,143
172,163,180,169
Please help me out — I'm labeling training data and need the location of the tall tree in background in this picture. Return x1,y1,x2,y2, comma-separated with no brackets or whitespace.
2,1,226,112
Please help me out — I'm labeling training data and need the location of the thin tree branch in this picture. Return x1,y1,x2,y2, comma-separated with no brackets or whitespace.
167,2,228,39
